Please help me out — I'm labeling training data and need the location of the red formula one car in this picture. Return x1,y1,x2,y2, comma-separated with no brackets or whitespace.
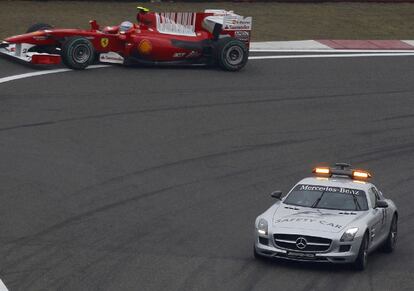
0,7,252,71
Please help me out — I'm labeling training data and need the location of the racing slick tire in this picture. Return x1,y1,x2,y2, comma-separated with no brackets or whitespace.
353,233,369,271
382,214,398,253
26,23,53,33
214,38,248,71
61,37,95,70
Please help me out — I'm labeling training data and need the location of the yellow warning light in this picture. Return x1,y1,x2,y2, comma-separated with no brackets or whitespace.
352,170,372,179
313,167,331,175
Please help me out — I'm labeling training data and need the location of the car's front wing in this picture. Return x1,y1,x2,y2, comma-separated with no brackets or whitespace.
0,42,61,65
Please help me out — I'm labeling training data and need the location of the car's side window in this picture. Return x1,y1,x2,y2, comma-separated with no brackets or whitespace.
372,187,382,201
374,187,385,200
368,188,377,208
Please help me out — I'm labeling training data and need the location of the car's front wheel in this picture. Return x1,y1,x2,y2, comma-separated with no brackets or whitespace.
61,37,95,70
383,214,398,253
353,233,369,271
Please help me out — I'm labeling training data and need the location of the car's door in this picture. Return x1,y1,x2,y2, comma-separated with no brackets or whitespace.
367,187,385,247
372,186,389,237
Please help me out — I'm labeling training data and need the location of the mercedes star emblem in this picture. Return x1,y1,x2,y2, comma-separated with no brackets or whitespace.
295,237,308,249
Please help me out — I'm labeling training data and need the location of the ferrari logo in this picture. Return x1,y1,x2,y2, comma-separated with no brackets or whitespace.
100,38,109,48
138,39,152,55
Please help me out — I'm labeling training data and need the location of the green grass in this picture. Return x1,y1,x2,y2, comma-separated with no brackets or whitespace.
1,1,413,41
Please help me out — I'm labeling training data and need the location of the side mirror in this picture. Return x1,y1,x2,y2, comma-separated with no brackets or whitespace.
270,190,283,199
376,200,388,208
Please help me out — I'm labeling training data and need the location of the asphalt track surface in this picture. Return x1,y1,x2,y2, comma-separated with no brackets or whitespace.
0,54,414,291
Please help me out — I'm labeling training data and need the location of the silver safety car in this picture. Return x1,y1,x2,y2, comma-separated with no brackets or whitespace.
254,163,398,270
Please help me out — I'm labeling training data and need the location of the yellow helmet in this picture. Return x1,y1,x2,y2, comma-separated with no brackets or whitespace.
137,6,150,13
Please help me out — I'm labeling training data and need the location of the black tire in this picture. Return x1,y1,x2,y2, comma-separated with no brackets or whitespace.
26,23,53,33
214,38,248,71
383,214,398,253
353,233,369,271
61,37,95,70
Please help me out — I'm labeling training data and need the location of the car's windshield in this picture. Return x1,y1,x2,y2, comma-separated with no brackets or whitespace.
284,184,368,211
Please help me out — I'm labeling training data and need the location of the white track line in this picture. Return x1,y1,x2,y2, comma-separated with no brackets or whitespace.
248,52,414,60
250,49,414,53
0,279,8,291
0,64,110,85
1,53,414,85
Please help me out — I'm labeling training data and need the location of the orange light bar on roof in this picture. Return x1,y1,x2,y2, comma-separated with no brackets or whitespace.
313,167,331,175
352,170,372,179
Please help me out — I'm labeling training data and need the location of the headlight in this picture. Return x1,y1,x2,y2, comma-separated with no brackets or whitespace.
257,218,268,236
340,227,359,242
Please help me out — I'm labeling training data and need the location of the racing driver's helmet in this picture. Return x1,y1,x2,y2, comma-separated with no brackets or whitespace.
119,21,133,33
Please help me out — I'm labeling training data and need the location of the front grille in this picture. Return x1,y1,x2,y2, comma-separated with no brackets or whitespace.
274,233,332,253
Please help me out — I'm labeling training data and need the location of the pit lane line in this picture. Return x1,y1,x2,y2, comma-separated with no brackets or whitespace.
1,52,414,85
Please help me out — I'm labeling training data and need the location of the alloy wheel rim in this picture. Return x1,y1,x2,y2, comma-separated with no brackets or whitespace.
226,46,243,65
72,44,91,63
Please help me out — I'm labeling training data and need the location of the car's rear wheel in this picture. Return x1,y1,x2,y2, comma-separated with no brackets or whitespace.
26,23,53,33
61,37,95,70
383,214,398,253
353,233,369,271
214,38,248,71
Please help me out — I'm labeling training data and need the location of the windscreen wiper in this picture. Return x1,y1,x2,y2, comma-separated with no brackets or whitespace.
351,194,361,210
311,191,326,208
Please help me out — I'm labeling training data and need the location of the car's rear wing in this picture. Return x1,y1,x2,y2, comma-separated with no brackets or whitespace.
203,10,252,44
204,9,252,31
148,10,252,46
202,11,252,44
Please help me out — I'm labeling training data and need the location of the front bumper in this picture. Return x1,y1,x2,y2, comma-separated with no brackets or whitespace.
254,233,363,264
